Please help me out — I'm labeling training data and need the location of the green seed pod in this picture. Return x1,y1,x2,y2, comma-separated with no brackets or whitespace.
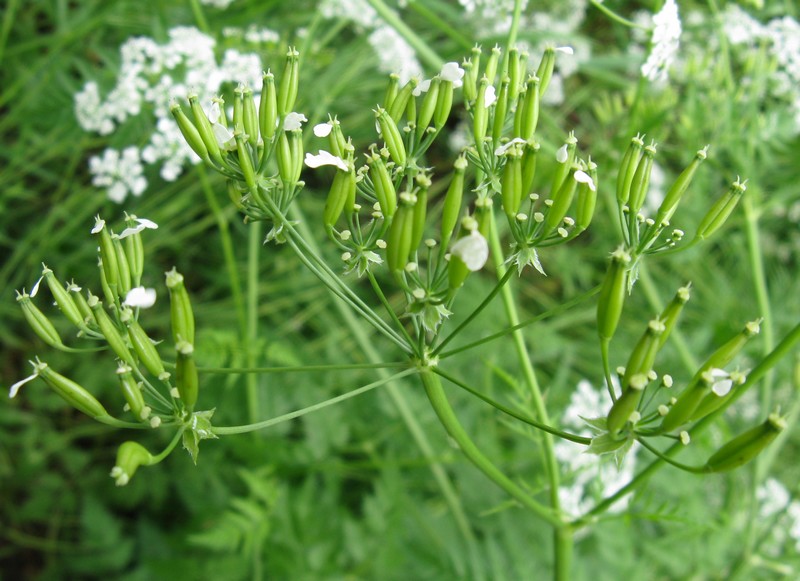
484,45,501,85
655,146,709,226
235,131,257,190
41,266,85,330
516,76,540,141
628,141,657,216
616,134,644,207
37,361,108,418
68,283,97,327
165,268,195,345
462,58,477,103
692,370,746,421
324,166,356,228
622,318,667,388
110,441,156,486
542,166,579,238
277,47,300,116
388,77,418,123
606,373,649,435
121,308,168,381
383,73,400,111
124,226,145,289
88,294,136,366
98,258,116,307
448,216,479,293
327,118,347,159
575,160,598,233
521,139,540,197
276,130,293,184
233,84,245,131
472,76,491,145
405,93,416,127
113,236,132,298
189,93,222,164
259,70,278,142
417,77,441,140
704,319,761,371
434,76,455,130
491,77,510,144
386,192,416,272
212,96,228,128
597,247,631,342
376,107,406,167
170,102,208,161
474,196,493,240
242,86,259,148
176,340,199,412
117,363,149,421
551,133,577,196
507,47,522,104
660,370,716,432
411,174,430,252
94,218,119,292
440,156,467,251
468,45,481,90
536,47,556,96
368,153,397,219
657,284,691,349
501,146,523,218
705,413,786,472
17,291,63,347
289,129,304,183
694,178,747,242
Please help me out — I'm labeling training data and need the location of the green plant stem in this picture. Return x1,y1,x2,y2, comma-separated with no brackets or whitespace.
213,369,417,435
420,368,560,527
198,166,246,338
186,0,210,34
94,415,151,429
589,0,648,29
366,0,443,69
433,368,591,444
150,429,184,464
408,1,472,50
636,437,708,474
487,213,570,579
199,362,410,374
507,0,525,48
246,222,261,426
367,271,419,356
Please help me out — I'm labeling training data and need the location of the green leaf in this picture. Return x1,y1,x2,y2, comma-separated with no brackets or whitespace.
586,432,629,456
182,409,219,464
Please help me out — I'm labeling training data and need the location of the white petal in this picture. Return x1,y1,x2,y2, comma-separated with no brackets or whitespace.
118,225,144,239
135,218,158,230
283,112,307,131
484,85,497,108
212,123,235,150
30,275,44,298
440,62,465,83
494,138,527,156
555,46,574,55
712,379,733,397
314,122,333,137
304,150,348,172
451,231,489,271
123,287,157,309
91,216,105,234
412,79,432,97
9,372,38,398
574,170,596,191
556,144,569,163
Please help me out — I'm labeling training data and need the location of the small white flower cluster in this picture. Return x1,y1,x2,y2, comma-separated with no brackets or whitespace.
641,0,682,84
320,0,422,84
756,478,800,558
222,25,281,44
200,0,236,8
75,26,266,202
555,379,637,518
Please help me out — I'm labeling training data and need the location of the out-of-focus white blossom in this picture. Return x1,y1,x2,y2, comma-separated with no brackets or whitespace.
89,147,147,203
641,0,682,84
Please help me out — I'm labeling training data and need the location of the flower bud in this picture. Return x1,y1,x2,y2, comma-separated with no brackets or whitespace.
189,93,222,164
386,192,416,272
277,47,300,116
694,178,747,241
597,247,631,341
36,360,108,418
705,413,785,472
259,70,278,142
110,441,155,486
440,156,467,251
376,107,406,167
170,102,208,161
17,291,63,347
655,146,709,226
616,134,644,207
606,373,648,434
165,268,195,345
176,340,199,412
117,363,149,421
628,141,657,216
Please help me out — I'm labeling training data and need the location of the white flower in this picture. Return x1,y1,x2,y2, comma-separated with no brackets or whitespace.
123,287,157,308
313,122,333,137
574,169,596,192
494,137,526,156
368,25,422,85
451,230,489,271
412,78,432,96
483,85,497,108
212,123,236,150
709,368,733,397
283,112,307,131
91,216,106,234
556,144,569,163
118,217,159,239
440,62,465,87
89,147,148,204
641,0,682,83
304,150,349,172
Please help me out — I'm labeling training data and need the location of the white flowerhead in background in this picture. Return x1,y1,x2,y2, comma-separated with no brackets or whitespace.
304,150,349,172
283,112,307,131
124,287,157,309
89,147,147,204
641,0,682,84
451,230,489,271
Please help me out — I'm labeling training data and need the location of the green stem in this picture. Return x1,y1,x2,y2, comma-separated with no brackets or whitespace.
636,437,708,474
186,0,210,34
408,1,472,51
94,415,151,429
420,368,561,527
507,0,524,48
367,271,419,356
246,222,261,426
199,362,410,374
589,0,648,29
366,0,443,69
487,213,570,579
433,368,591,445
150,429,184,464
213,369,417,435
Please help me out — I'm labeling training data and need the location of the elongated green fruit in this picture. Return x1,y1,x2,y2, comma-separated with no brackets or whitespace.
628,141,656,215
165,268,195,345
535,47,556,96
382,73,400,111
387,77,418,123
235,131,257,190
658,285,691,349
462,58,477,103
417,77,441,139
621,318,666,388
386,193,416,272
440,156,467,251
37,361,108,418
289,129,304,183
233,84,245,131
410,175,429,253
88,294,136,366
550,133,577,196
472,76,491,145
189,93,222,163
170,102,208,161
259,71,278,142
324,166,356,228
41,266,85,330
376,107,406,167
94,219,119,292
695,178,747,241
507,47,522,104
597,247,631,341
448,216,479,293
368,153,397,219
616,134,644,206
705,413,785,472
276,131,292,184
655,146,709,226
113,237,132,297
575,160,598,233
491,77,510,144
606,373,648,435
501,146,523,218
117,363,149,421
519,76,540,141
277,47,300,116
243,86,259,148
110,441,156,486
434,75,455,129
17,292,62,347
121,309,168,381
123,223,145,288
68,283,96,327
176,340,199,412
541,167,578,238
520,139,540,196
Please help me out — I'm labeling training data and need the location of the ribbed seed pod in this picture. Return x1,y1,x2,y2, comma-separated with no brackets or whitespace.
692,370,746,420
117,363,149,421
521,139,540,196
657,285,691,349
189,93,222,164
37,361,108,418
376,107,407,167
597,247,631,341
382,73,400,111
165,268,195,345
462,59,477,103
535,47,556,96
233,84,245,131
113,237,132,297
434,76,455,129
405,93,416,127
705,319,761,371
170,102,208,161
41,267,85,330
628,142,657,215
368,154,397,219
98,258,116,306
68,284,96,327
501,146,523,218
655,146,709,226
328,119,347,159
124,225,145,288
259,71,278,142
507,47,522,104
17,292,63,347
88,295,136,366
243,86,259,147
276,131,293,184
491,77,510,144
616,135,644,207
551,134,577,196
541,167,579,238
235,131,257,190
472,76,491,145
289,129,304,183
417,77,441,140
94,220,119,292
277,47,300,116
484,45,501,85
575,161,598,233
121,309,168,380
621,318,666,388
695,179,747,241
324,166,356,228
388,77,418,123
467,46,481,96
606,373,648,435
705,413,785,472
410,175,430,252
448,216,479,293
386,193,416,272
517,76,540,141
440,156,467,251
176,340,199,412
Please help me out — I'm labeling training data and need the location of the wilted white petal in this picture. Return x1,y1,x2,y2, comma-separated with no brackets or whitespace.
556,144,569,163
118,225,144,239
412,78,432,96
494,137,527,156
484,85,497,108
313,122,333,137
123,286,157,309
440,62,465,84
135,218,158,230
91,216,105,234
451,231,489,271
30,275,44,298
555,46,574,55
9,371,38,398
283,112,307,131
213,123,235,150
574,170,596,191
304,150,349,172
